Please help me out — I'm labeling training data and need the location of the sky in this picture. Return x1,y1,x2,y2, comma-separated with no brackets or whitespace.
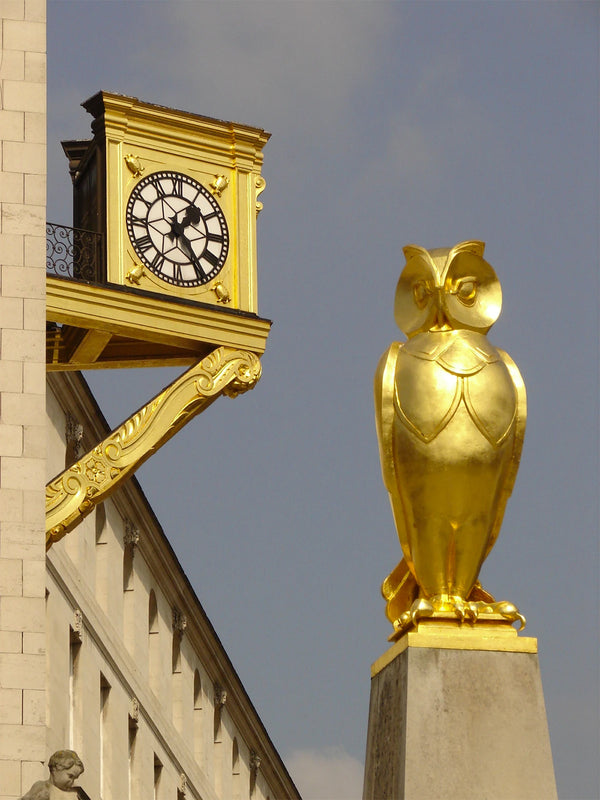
47,2,598,798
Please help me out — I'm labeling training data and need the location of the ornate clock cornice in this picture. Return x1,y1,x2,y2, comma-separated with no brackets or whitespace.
83,91,270,173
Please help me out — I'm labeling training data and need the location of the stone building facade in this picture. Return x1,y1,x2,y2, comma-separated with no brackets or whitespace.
45,373,299,800
0,0,48,796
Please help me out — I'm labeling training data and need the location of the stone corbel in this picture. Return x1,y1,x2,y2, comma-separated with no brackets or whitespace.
123,519,140,548
250,751,261,773
178,773,187,795
70,609,84,643
129,696,140,726
172,608,187,636
65,413,84,465
250,750,261,795
214,683,227,707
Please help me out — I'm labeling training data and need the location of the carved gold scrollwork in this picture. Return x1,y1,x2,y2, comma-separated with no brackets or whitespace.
255,176,266,215
46,347,262,549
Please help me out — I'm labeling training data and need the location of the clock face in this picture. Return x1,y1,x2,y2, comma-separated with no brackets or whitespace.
126,170,229,287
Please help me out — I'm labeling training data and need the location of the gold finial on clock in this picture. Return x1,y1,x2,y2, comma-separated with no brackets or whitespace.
210,175,229,196
124,153,144,178
126,264,145,285
212,282,230,303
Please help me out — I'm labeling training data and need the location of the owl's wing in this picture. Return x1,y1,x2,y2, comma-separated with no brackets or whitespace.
374,342,401,493
381,557,418,625
483,348,527,559
374,342,416,578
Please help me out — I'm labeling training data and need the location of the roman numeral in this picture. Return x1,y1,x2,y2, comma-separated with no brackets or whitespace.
137,195,153,210
136,235,153,252
172,176,184,196
206,233,224,245
203,250,220,268
174,264,184,283
155,181,168,199
150,252,166,273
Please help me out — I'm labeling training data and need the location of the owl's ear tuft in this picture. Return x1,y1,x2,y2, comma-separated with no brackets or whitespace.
450,240,485,258
402,244,430,262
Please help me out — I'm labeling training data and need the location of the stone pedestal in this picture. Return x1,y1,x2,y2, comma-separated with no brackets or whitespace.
363,625,557,800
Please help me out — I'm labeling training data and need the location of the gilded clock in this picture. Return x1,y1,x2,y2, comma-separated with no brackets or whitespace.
126,170,229,288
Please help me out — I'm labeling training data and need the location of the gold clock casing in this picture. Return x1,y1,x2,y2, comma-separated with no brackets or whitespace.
72,91,270,313
51,93,271,370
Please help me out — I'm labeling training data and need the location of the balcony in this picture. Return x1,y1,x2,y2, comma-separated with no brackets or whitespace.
46,222,103,283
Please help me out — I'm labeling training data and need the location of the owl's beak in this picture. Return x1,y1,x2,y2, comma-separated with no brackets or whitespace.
431,288,451,331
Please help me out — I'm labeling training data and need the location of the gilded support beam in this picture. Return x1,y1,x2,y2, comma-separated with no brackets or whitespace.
69,329,113,364
46,347,261,549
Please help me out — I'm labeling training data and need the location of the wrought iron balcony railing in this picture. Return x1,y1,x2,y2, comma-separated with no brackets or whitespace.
46,222,103,283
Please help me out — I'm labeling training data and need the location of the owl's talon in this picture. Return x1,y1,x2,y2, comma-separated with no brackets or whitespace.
430,594,472,622
468,599,526,631
410,597,434,625
389,594,526,641
495,601,526,630
393,611,412,632
454,598,467,622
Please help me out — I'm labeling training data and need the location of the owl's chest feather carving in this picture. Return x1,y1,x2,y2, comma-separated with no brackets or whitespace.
394,331,517,446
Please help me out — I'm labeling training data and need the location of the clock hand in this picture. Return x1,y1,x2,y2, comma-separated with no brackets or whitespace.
169,205,201,241
167,205,206,278
168,214,181,242
181,205,202,229
178,232,205,279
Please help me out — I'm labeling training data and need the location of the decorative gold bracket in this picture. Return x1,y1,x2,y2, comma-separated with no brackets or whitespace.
46,347,261,549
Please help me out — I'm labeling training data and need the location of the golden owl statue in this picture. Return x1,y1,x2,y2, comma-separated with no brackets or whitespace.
375,240,526,638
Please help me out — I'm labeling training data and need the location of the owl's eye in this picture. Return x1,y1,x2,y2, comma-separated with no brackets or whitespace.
412,280,430,309
456,278,478,305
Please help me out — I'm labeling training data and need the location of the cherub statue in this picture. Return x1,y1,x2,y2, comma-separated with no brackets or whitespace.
20,750,84,799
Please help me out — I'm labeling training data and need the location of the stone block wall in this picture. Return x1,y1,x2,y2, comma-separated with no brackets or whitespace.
0,1,47,797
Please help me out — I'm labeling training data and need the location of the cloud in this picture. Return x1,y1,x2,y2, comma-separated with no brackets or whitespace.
285,746,364,800
152,1,395,133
